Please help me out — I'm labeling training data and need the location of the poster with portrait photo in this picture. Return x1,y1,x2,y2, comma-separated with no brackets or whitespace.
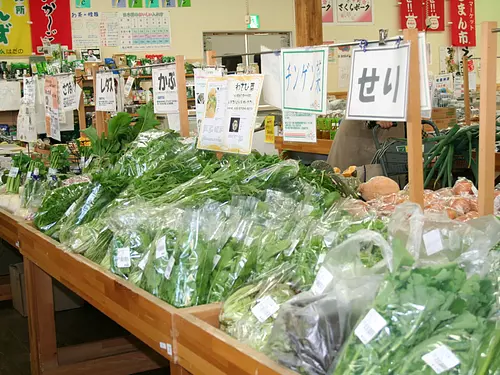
80,48,102,62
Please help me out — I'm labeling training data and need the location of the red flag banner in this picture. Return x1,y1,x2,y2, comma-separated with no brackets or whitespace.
29,0,73,54
399,0,426,31
450,0,476,46
426,0,445,31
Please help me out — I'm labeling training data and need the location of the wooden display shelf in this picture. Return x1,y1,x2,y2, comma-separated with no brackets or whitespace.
274,136,333,155
0,274,12,301
0,207,21,248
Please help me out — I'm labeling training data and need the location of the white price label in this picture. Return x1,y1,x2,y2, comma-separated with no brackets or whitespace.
303,204,315,216
26,171,32,180
138,253,148,271
48,168,58,176
317,253,326,266
156,236,167,259
116,247,131,268
80,156,85,168
251,295,280,323
33,168,39,176
285,239,300,257
64,202,77,217
8,167,19,178
424,229,444,256
244,236,254,247
212,254,221,270
310,266,334,295
422,345,460,374
354,308,388,345
164,257,175,279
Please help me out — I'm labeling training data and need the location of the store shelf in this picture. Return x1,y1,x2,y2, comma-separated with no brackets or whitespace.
0,208,20,248
274,136,333,155
0,275,11,302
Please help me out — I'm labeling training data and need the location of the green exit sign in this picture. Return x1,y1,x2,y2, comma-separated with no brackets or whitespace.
247,14,260,29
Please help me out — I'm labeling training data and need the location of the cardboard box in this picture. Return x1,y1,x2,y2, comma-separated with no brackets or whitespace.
9,263,84,317
432,107,457,119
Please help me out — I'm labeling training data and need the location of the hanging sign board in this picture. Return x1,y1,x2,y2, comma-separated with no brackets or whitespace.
283,111,317,143
197,75,264,155
44,77,60,141
152,64,178,114
281,47,328,115
347,43,410,122
260,46,282,109
23,77,36,108
449,0,476,47
194,67,224,130
58,75,78,111
95,72,116,112
17,102,38,142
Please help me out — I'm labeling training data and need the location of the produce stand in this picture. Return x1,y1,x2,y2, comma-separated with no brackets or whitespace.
274,136,333,155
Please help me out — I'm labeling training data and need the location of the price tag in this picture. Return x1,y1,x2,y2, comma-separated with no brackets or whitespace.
423,229,444,256
64,202,77,217
116,247,131,268
33,168,39,176
164,257,175,279
124,76,135,97
212,254,221,270
8,167,19,178
284,239,300,257
422,345,460,374
138,253,148,271
80,157,85,168
316,253,326,266
48,168,58,176
244,236,254,247
354,308,388,345
156,236,167,259
251,295,280,323
26,171,32,180
310,266,334,295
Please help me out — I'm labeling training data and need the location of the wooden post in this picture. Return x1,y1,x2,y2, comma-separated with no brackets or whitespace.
478,22,498,216
294,0,323,47
404,28,424,208
175,55,190,137
206,51,216,66
92,65,107,136
462,56,471,126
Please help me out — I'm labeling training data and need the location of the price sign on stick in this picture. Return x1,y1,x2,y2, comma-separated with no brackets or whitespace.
58,75,79,111
44,77,61,141
96,72,117,112
152,65,179,114
281,47,329,115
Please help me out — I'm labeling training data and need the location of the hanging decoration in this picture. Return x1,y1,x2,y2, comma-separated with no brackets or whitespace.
450,0,476,46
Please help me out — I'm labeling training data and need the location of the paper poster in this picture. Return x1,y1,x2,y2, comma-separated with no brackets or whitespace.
16,103,38,142
322,0,334,23
162,0,176,6
197,75,264,155
152,65,178,114
146,0,160,7
194,67,224,130
435,73,454,92
100,13,120,47
112,0,126,7
0,0,32,56
71,12,101,48
283,111,317,143
336,0,373,24
30,0,73,53
450,0,476,47
0,81,21,111
128,0,143,7
120,11,171,51
337,46,352,89
23,77,36,108
75,0,91,8
260,46,281,109
95,72,117,112
178,0,191,6
44,77,60,141
282,47,328,114
58,75,78,111
264,116,275,143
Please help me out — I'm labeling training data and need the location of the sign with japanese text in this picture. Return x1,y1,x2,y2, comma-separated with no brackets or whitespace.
57,75,78,111
336,0,373,24
0,80,21,111
23,77,36,108
426,0,445,31
260,46,281,109
435,73,454,91
322,0,334,23
264,116,275,143
399,0,425,30
281,47,328,115
283,111,317,143
30,0,73,54
120,11,171,51
347,44,410,122
197,75,264,155
450,0,476,47
95,72,116,112
152,64,178,114
0,0,32,56
44,77,60,141
17,102,38,142
194,67,224,130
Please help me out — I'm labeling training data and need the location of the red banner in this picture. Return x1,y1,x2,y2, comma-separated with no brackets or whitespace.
400,0,426,31
29,0,73,54
426,0,445,31
450,0,476,46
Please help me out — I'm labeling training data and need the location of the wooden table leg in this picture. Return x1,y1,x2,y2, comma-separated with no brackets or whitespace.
170,363,192,375
24,258,58,374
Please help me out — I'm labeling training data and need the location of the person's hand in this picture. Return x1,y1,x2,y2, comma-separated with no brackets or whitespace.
378,121,394,129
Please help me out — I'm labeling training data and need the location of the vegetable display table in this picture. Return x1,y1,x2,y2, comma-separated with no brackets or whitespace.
274,136,333,156
0,209,22,301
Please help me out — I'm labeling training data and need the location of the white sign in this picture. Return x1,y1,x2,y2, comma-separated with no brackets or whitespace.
124,76,135,97
194,67,224,130
152,65,178,114
58,75,79,111
17,103,38,142
283,111,317,143
347,43,410,122
95,72,117,112
0,81,21,111
261,46,282,109
281,47,328,114
23,77,36,108
435,73,454,92
44,77,61,141
337,46,352,89
418,33,432,114
197,75,264,155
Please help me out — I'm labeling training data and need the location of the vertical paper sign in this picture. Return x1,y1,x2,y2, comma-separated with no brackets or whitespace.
23,77,36,108
347,43,411,122
322,0,334,23
152,65,178,114
194,67,223,130
44,77,60,141
426,0,445,31
198,75,264,155
17,102,38,142
260,46,282,109
400,0,426,30
96,72,116,112
124,76,135,97
58,75,78,111
419,33,432,115
337,46,352,89
281,47,328,115
283,111,317,143
264,116,275,143
449,0,476,47
0,0,32,56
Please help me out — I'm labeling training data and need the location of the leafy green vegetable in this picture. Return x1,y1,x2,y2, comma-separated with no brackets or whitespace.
6,152,31,194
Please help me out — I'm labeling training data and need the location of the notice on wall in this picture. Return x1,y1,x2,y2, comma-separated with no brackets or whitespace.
44,77,60,141
337,45,352,89
197,75,264,155
281,47,328,115
260,46,282,109
0,81,21,111
120,11,171,51
194,67,224,130
96,72,117,112
336,0,374,24
152,65,178,114
71,12,101,48
58,75,79,111
100,12,120,47
23,77,36,108
17,102,38,142
283,111,317,143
